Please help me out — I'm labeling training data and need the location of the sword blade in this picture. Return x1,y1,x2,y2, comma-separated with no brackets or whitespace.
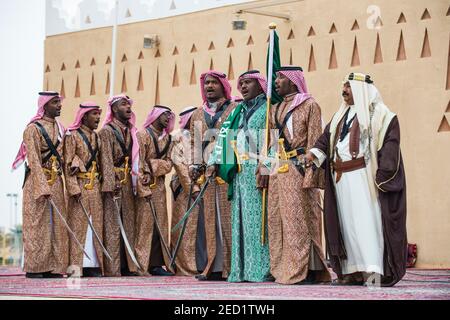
148,198,173,262
171,177,211,232
169,183,194,269
78,199,113,262
113,197,142,271
49,198,91,261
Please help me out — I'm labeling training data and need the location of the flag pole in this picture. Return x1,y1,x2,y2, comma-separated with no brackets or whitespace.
110,0,119,97
262,22,277,245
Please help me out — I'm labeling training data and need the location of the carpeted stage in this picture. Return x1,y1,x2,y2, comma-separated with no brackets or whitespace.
0,267,449,300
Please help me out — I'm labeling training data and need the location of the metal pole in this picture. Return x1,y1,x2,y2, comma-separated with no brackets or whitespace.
13,194,18,266
261,23,276,245
110,0,120,97
2,227,5,266
13,194,18,228
6,194,12,231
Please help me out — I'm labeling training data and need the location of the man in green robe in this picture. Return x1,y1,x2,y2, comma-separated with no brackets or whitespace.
206,70,272,282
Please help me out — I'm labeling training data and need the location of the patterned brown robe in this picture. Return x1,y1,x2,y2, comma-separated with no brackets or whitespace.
267,97,331,285
170,130,200,276
22,116,68,274
135,125,173,273
189,99,237,278
64,125,104,274
98,119,137,276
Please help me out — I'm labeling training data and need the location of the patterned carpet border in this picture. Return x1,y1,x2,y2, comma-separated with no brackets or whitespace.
0,268,449,300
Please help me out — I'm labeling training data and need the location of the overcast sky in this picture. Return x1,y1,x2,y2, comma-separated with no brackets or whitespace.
0,0,46,230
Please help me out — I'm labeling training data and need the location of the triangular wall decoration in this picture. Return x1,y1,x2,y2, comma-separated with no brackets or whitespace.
307,26,316,37
328,41,338,69
374,33,383,64
421,8,431,20
420,28,431,58
396,30,407,61
351,37,360,67
90,73,96,95
308,45,316,72
121,69,127,92
137,67,144,91
397,12,406,23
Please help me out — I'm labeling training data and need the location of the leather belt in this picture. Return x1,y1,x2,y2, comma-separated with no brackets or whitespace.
332,157,366,183
277,147,306,160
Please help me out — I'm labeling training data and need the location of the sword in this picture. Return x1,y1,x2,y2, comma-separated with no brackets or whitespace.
169,183,194,269
48,198,91,261
77,199,113,262
145,156,173,263
171,176,212,233
147,198,173,263
112,196,142,271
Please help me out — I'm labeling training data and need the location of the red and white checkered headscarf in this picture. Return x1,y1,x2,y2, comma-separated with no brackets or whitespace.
200,71,232,116
142,105,175,136
102,94,135,128
237,70,268,95
179,106,197,130
277,66,313,111
67,102,102,132
12,92,65,170
102,94,139,191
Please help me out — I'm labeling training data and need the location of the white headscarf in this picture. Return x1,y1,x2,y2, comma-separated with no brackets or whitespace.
329,73,396,198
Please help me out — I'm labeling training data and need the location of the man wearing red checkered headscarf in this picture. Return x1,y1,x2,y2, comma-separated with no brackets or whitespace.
64,102,104,277
205,70,272,283
186,70,238,281
169,106,203,276
257,66,331,285
134,105,176,277
98,95,139,277
18,91,69,279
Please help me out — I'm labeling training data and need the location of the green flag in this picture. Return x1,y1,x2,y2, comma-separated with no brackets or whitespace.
266,30,282,104
215,103,244,200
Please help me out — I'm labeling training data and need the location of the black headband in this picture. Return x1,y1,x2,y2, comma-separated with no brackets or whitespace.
179,107,197,116
240,70,261,77
278,66,303,72
204,72,226,79
348,73,374,84
154,105,172,112
80,104,100,109
39,91,59,97
110,96,131,106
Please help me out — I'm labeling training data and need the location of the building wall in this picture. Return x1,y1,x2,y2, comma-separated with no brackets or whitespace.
43,0,450,268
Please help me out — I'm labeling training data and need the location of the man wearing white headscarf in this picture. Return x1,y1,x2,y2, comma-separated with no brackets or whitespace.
305,73,407,287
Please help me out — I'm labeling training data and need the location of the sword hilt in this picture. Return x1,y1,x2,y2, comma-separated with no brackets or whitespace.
277,139,289,174
45,156,59,186
119,156,130,185
83,161,98,191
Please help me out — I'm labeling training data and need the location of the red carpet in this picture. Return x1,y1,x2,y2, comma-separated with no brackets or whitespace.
0,267,449,300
